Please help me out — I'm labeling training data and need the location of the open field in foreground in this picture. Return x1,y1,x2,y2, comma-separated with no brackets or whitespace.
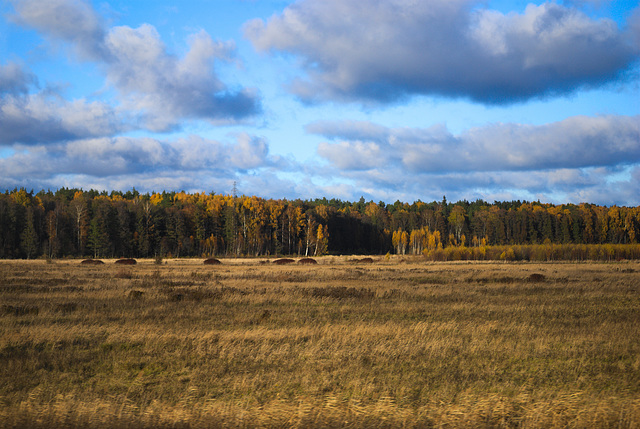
1,257,639,428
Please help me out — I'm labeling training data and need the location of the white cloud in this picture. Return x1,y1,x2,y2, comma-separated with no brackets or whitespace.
305,115,640,205
311,115,640,173
0,62,36,95
229,133,269,170
317,140,383,170
0,91,125,145
0,133,276,184
245,0,639,104
9,0,107,59
8,0,261,131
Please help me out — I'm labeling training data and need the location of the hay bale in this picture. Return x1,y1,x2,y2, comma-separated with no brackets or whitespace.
527,273,546,282
298,258,318,265
81,259,104,265
127,290,145,299
273,258,295,265
203,258,222,265
115,258,137,265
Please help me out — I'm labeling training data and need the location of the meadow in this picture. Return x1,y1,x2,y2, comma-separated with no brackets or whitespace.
1,257,639,428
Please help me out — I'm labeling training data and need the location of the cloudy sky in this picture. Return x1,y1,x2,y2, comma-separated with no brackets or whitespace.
1,0,639,205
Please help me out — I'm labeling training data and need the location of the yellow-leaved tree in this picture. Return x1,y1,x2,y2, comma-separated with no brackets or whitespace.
392,229,408,255
315,224,329,256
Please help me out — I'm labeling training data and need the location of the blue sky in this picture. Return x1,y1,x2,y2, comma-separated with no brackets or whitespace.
1,0,638,205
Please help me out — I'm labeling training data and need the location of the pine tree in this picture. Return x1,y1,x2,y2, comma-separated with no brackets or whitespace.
88,216,108,258
21,207,38,259
45,208,60,259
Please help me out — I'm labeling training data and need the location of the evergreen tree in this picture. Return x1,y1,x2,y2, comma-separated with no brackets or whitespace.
88,216,108,258
45,209,60,259
20,207,39,259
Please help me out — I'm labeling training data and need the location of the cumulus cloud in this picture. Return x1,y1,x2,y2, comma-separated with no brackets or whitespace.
0,62,37,95
245,0,639,104
8,0,260,130
0,63,126,145
0,131,306,200
103,25,260,130
229,133,270,170
0,133,275,183
0,127,304,198
9,0,107,60
317,141,384,170
311,115,640,173
2,114,638,205
306,115,640,205
310,163,640,206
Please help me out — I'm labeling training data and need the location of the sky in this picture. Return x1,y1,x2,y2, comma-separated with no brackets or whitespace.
0,0,639,206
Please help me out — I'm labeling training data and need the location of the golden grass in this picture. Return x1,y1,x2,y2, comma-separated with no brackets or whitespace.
1,257,639,428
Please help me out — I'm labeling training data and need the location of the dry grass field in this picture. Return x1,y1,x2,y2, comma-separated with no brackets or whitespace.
1,257,639,428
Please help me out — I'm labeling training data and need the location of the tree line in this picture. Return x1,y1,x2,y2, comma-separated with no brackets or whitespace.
1,188,639,259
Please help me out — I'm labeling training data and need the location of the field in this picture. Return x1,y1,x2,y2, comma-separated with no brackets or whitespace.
1,257,639,428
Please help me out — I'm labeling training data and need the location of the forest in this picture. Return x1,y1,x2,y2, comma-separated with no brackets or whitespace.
1,187,639,260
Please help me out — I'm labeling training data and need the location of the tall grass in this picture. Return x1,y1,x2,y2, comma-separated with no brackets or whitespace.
1,259,639,428
424,243,640,262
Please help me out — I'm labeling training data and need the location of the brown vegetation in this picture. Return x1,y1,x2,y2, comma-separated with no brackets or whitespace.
2,304,39,316
1,258,639,428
